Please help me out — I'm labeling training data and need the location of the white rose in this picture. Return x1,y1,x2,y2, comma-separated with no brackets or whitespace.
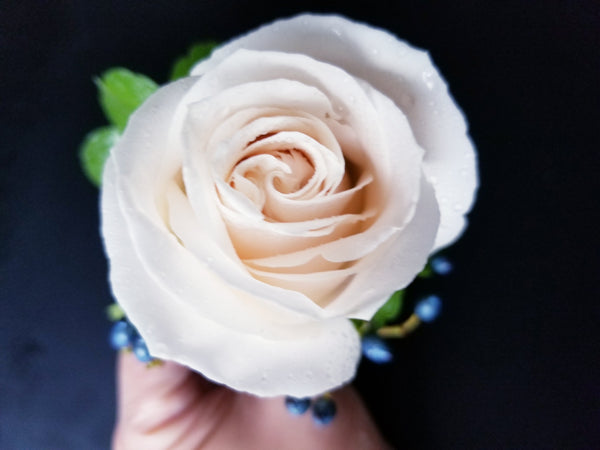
101,13,477,397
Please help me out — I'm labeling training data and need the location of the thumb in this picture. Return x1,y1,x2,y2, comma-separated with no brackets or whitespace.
112,351,227,449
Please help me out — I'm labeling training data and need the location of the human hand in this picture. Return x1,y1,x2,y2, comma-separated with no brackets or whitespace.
112,352,390,449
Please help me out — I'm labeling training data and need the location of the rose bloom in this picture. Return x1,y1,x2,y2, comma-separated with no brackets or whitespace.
101,14,478,397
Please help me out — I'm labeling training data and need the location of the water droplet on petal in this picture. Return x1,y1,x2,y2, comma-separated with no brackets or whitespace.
422,71,435,90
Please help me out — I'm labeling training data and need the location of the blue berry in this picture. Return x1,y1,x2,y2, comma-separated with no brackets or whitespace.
312,396,336,426
431,256,453,275
414,295,442,322
109,320,136,350
361,335,393,364
132,336,153,363
285,396,312,415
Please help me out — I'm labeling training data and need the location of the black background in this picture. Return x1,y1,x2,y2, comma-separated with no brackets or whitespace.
1,1,598,448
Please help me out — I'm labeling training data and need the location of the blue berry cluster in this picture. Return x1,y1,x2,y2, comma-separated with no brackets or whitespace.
109,320,154,363
361,335,393,364
430,255,453,275
414,295,442,323
285,395,337,425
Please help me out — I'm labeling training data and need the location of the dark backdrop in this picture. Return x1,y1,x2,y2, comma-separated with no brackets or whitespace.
1,1,598,448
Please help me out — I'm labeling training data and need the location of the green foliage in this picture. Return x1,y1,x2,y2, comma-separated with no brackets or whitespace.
169,41,219,81
80,42,220,188
95,68,158,131
370,290,404,330
350,318,369,335
79,125,120,187
418,263,433,278
106,303,126,322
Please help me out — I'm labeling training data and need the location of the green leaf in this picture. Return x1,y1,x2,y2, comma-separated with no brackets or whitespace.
418,264,433,279
370,290,405,330
79,125,120,187
96,67,158,131
350,318,369,335
169,41,219,81
106,303,126,322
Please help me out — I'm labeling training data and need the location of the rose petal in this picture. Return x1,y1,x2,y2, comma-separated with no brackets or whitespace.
247,265,356,308
326,176,440,319
192,14,478,249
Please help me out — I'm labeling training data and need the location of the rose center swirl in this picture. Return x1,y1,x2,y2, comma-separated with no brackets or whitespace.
220,114,352,223
231,146,315,197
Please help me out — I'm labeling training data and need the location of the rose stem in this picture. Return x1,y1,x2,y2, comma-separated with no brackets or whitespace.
376,314,421,338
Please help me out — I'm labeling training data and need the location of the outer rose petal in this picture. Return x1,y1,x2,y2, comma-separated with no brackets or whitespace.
192,13,478,249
